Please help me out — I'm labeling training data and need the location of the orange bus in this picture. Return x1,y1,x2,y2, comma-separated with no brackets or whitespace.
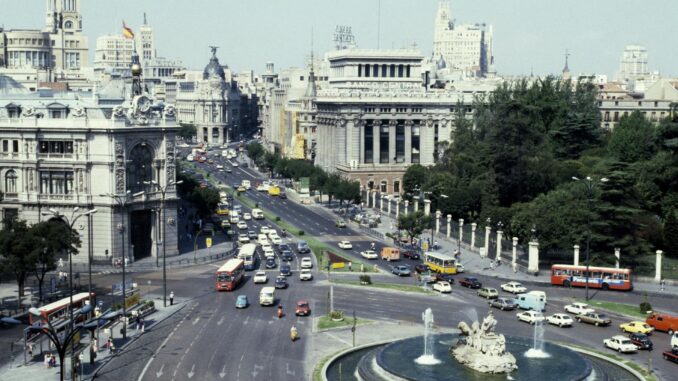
551,264,632,291
29,292,95,325
216,258,245,291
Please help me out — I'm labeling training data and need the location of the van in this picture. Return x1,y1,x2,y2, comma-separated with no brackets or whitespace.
515,293,545,312
646,313,678,334
527,290,547,305
380,247,400,261
241,180,251,190
251,208,264,220
229,210,239,224
259,287,275,306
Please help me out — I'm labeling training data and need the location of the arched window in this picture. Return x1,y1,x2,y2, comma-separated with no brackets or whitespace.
64,20,73,29
5,169,17,194
126,143,154,193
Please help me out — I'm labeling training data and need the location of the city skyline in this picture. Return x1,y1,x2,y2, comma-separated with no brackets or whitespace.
3,0,677,77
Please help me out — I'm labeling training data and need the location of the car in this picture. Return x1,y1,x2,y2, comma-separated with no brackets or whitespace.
278,243,291,252
225,167,232,173
564,302,595,315
263,247,275,259
253,271,268,284
232,162,239,167
261,242,273,252
663,348,678,364
391,265,411,276
280,250,294,262
299,269,313,281
577,312,612,326
295,300,311,316
242,213,252,220
477,287,499,299
266,230,279,239
238,234,250,244
257,234,269,245
247,230,258,240
237,221,248,230
280,264,292,276
360,250,378,259
517,311,545,325
335,220,347,228
216,164,224,169
300,257,313,269
672,332,678,349
235,295,248,309
459,277,482,289
271,235,283,245
619,321,655,335
500,282,527,294
297,240,311,254
432,281,452,293
265,257,277,269
402,250,420,260
279,192,287,199
456,263,465,273
604,335,638,353
489,297,517,311
546,313,574,327
260,226,270,235
414,264,430,274
628,333,653,350
433,273,455,284
275,275,288,289
338,240,353,249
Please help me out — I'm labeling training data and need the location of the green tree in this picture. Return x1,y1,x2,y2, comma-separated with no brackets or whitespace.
28,220,80,301
0,218,35,298
190,187,221,218
607,111,656,163
397,211,430,244
245,142,266,163
177,123,197,140
402,164,428,196
664,209,678,259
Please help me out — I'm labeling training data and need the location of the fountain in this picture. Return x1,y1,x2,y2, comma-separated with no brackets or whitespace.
525,321,550,358
415,308,441,365
450,311,517,373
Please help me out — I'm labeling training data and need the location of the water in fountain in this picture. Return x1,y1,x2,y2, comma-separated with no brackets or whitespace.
415,308,441,365
524,321,550,358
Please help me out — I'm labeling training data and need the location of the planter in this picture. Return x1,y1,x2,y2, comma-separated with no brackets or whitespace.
331,317,345,322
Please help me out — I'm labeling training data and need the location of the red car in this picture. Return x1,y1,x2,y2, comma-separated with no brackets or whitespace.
402,250,420,260
295,300,311,316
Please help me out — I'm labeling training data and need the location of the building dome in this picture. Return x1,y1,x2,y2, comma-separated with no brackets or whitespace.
0,75,29,95
203,47,226,81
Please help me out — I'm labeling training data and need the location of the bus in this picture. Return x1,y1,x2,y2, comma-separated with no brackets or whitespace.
551,264,633,291
29,292,95,325
423,251,458,274
216,204,229,215
216,258,245,291
237,243,257,271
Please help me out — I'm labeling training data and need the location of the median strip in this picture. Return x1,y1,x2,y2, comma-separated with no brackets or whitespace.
573,298,649,319
330,278,433,294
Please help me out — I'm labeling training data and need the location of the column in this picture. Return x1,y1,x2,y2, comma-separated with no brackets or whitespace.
388,119,397,164
483,225,491,258
396,201,400,218
414,199,419,212
424,199,431,216
655,250,663,282
528,241,539,274
573,245,580,266
471,223,477,248
435,210,441,235
387,197,392,215
372,191,377,209
446,214,452,238
614,247,620,269
458,218,464,244
380,195,385,211
512,237,518,266
218,126,224,145
372,120,381,165
496,229,503,262
404,200,409,215
359,120,365,164
404,120,413,163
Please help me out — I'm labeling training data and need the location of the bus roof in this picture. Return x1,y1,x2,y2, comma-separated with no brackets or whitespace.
217,258,244,273
238,243,257,257
38,292,92,313
552,264,631,273
424,251,456,260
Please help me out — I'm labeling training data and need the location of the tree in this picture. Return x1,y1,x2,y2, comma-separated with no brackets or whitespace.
607,111,656,163
0,217,34,299
397,211,430,244
28,221,80,301
664,209,678,259
245,142,265,164
402,164,428,196
190,187,221,218
177,123,197,140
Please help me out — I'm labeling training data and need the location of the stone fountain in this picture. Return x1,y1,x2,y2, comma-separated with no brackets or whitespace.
450,311,517,374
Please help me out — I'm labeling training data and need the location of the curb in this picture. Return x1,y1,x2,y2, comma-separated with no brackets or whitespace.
559,344,647,381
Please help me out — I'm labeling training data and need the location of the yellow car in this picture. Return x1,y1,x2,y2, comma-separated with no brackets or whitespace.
237,186,246,193
619,321,654,334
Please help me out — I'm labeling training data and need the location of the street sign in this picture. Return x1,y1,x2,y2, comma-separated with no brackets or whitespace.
206,237,213,248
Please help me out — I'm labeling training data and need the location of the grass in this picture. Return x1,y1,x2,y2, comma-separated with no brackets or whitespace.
561,342,659,381
312,352,339,381
316,315,373,331
574,298,648,319
303,236,376,273
330,278,432,294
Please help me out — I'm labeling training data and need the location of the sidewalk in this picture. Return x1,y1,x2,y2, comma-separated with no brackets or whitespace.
0,293,185,381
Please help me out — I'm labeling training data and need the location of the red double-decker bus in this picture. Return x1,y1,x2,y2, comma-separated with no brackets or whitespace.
551,264,633,291
216,258,245,291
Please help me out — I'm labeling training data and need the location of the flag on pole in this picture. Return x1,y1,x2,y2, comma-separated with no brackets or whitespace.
122,21,134,39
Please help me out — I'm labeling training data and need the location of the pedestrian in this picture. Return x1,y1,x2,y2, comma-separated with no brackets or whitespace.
348,261,352,271
92,338,98,353
512,262,518,273
660,278,666,292
107,338,113,353
49,354,56,368
169,291,174,305
44,353,51,368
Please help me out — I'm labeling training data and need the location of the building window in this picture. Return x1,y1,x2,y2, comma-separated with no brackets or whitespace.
381,64,387,77
364,122,373,164
5,170,17,194
603,112,610,122
126,143,155,193
64,20,73,29
398,64,404,77
393,180,400,194
373,64,378,77
379,125,389,163
38,140,74,154
365,64,370,78
2,140,7,152
39,171,74,194
411,125,420,164
406,65,411,77
390,64,395,77
395,123,405,163
380,180,388,193
358,64,362,77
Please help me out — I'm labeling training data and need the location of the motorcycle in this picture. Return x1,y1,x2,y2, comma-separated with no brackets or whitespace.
277,305,284,319
290,326,298,342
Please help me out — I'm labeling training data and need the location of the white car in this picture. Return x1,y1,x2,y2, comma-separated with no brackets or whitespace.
501,281,527,294
237,234,250,244
263,247,275,259
261,242,273,252
455,263,465,273
253,271,268,284
517,311,545,325
267,230,279,239
229,216,239,224
260,226,270,235
257,234,269,245
299,269,313,281
546,313,574,327
360,250,378,259
232,162,239,167
604,335,638,353
564,302,595,315
338,240,353,250
216,164,224,169
672,332,678,349
242,213,252,221
270,235,283,245
300,257,313,269
237,221,248,230
432,281,452,293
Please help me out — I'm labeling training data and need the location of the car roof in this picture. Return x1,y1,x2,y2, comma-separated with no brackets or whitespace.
297,300,309,304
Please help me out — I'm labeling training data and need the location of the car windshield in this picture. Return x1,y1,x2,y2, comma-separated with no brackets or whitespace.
297,302,308,308
218,274,233,282
598,314,608,319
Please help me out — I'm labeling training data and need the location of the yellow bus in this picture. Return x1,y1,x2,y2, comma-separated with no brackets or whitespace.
216,204,230,215
423,251,457,274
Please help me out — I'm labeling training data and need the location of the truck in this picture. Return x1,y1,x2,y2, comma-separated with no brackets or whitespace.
259,287,275,306
515,293,546,312
380,247,400,261
241,180,251,190
646,313,678,335
251,208,264,220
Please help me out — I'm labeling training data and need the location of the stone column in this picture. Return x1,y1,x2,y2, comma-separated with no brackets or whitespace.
395,201,400,218
218,125,224,145
655,250,663,282
435,210,441,235
414,199,419,212
512,237,518,266
373,120,381,164
446,215,452,238
359,120,365,164
471,223,477,248
404,200,409,215
380,195,384,211
458,218,464,244
387,197,392,215
573,245,580,266
372,191,377,209
483,225,491,258
424,199,431,216
388,119,397,164
614,247,621,269
528,241,540,274
496,229,503,262
404,120,413,163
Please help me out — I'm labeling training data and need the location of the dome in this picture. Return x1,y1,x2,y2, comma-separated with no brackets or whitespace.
203,48,226,81
0,75,29,95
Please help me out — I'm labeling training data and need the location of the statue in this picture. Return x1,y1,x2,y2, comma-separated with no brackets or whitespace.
450,311,517,374
209,45,219,57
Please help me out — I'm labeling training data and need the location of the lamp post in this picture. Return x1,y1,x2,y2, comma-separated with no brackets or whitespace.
40,207,97,379
572,176,608,301
144,179,183,307
100,191,144,339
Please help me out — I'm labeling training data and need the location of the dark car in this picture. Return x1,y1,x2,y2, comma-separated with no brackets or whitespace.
274,275,288,289
247,230,258,240
629,333,653,350
281,250,294,262
279,192,287,199
460,277,482,289
280,264,292,276
489,297,517,311
414,264,431,274
297,240,311,254
265,258,277,269
402,250,420,260
391,265,411,276
433,273,455,284
278,243,291,252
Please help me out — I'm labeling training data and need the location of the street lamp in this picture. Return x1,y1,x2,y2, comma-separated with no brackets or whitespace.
144,179,183,307
100,190,144,339
572,176,609,301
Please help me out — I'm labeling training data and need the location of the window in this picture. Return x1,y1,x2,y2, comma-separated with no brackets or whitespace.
365,64,370,78
64,20,73,29
2,140,7,152
398,64,404,77
381,64,387,77
5,170,17,194
358,64,362,77
379,125,389,163
372,64,378,77
380,180,387,193
126,143,155,193
411,126,420,164
12,140,18,152
390,64,395,77
395,123,405,163
364,123,373,164
393,180,400,193
39,171,74,194
38,140,74,154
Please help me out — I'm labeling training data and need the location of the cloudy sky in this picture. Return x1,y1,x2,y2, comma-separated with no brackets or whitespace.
5,0,677,77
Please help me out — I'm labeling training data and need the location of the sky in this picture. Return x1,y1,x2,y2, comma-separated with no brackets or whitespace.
4,0,678,78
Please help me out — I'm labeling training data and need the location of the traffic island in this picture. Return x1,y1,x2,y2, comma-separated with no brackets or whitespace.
316,314,373,331
330,278,434,295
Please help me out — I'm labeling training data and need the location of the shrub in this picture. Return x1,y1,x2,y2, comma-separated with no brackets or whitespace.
146,300,155,308
298,230,305,236
639,301,652,314
359,275,372,284
329,310,344,320
275,216,281,221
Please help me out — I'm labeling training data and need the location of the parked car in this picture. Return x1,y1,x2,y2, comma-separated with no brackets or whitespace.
459,277,482,289
432,281,452,293
253,271,268,284
489,297,517,311
401,250,420,260
433,273,455,284
299,269,313,281
663,347,678,364
300,257,313,269
565,302,595,315
620,321,654,335
360,250,378,259
335,220,347,228
672,332,678,349
280,264,292,276
275,275,288,289
628,333,653,350
391,265,411,277
546,313,574,327
338,240,353,249
577,312,612,326
517,311,545,325
500,282,527,294
604,335,638,353
478,287,499,299
235,295,248,309
295,300,311,316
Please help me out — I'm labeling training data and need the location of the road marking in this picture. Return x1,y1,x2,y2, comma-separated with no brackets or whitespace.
187,364,196,379
243,316,249,325
252,364,264,379
192,316,200,325
219,364,227,378
325,332,353,346
217,316,225,325
155,364,164,378
286,362,296,376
